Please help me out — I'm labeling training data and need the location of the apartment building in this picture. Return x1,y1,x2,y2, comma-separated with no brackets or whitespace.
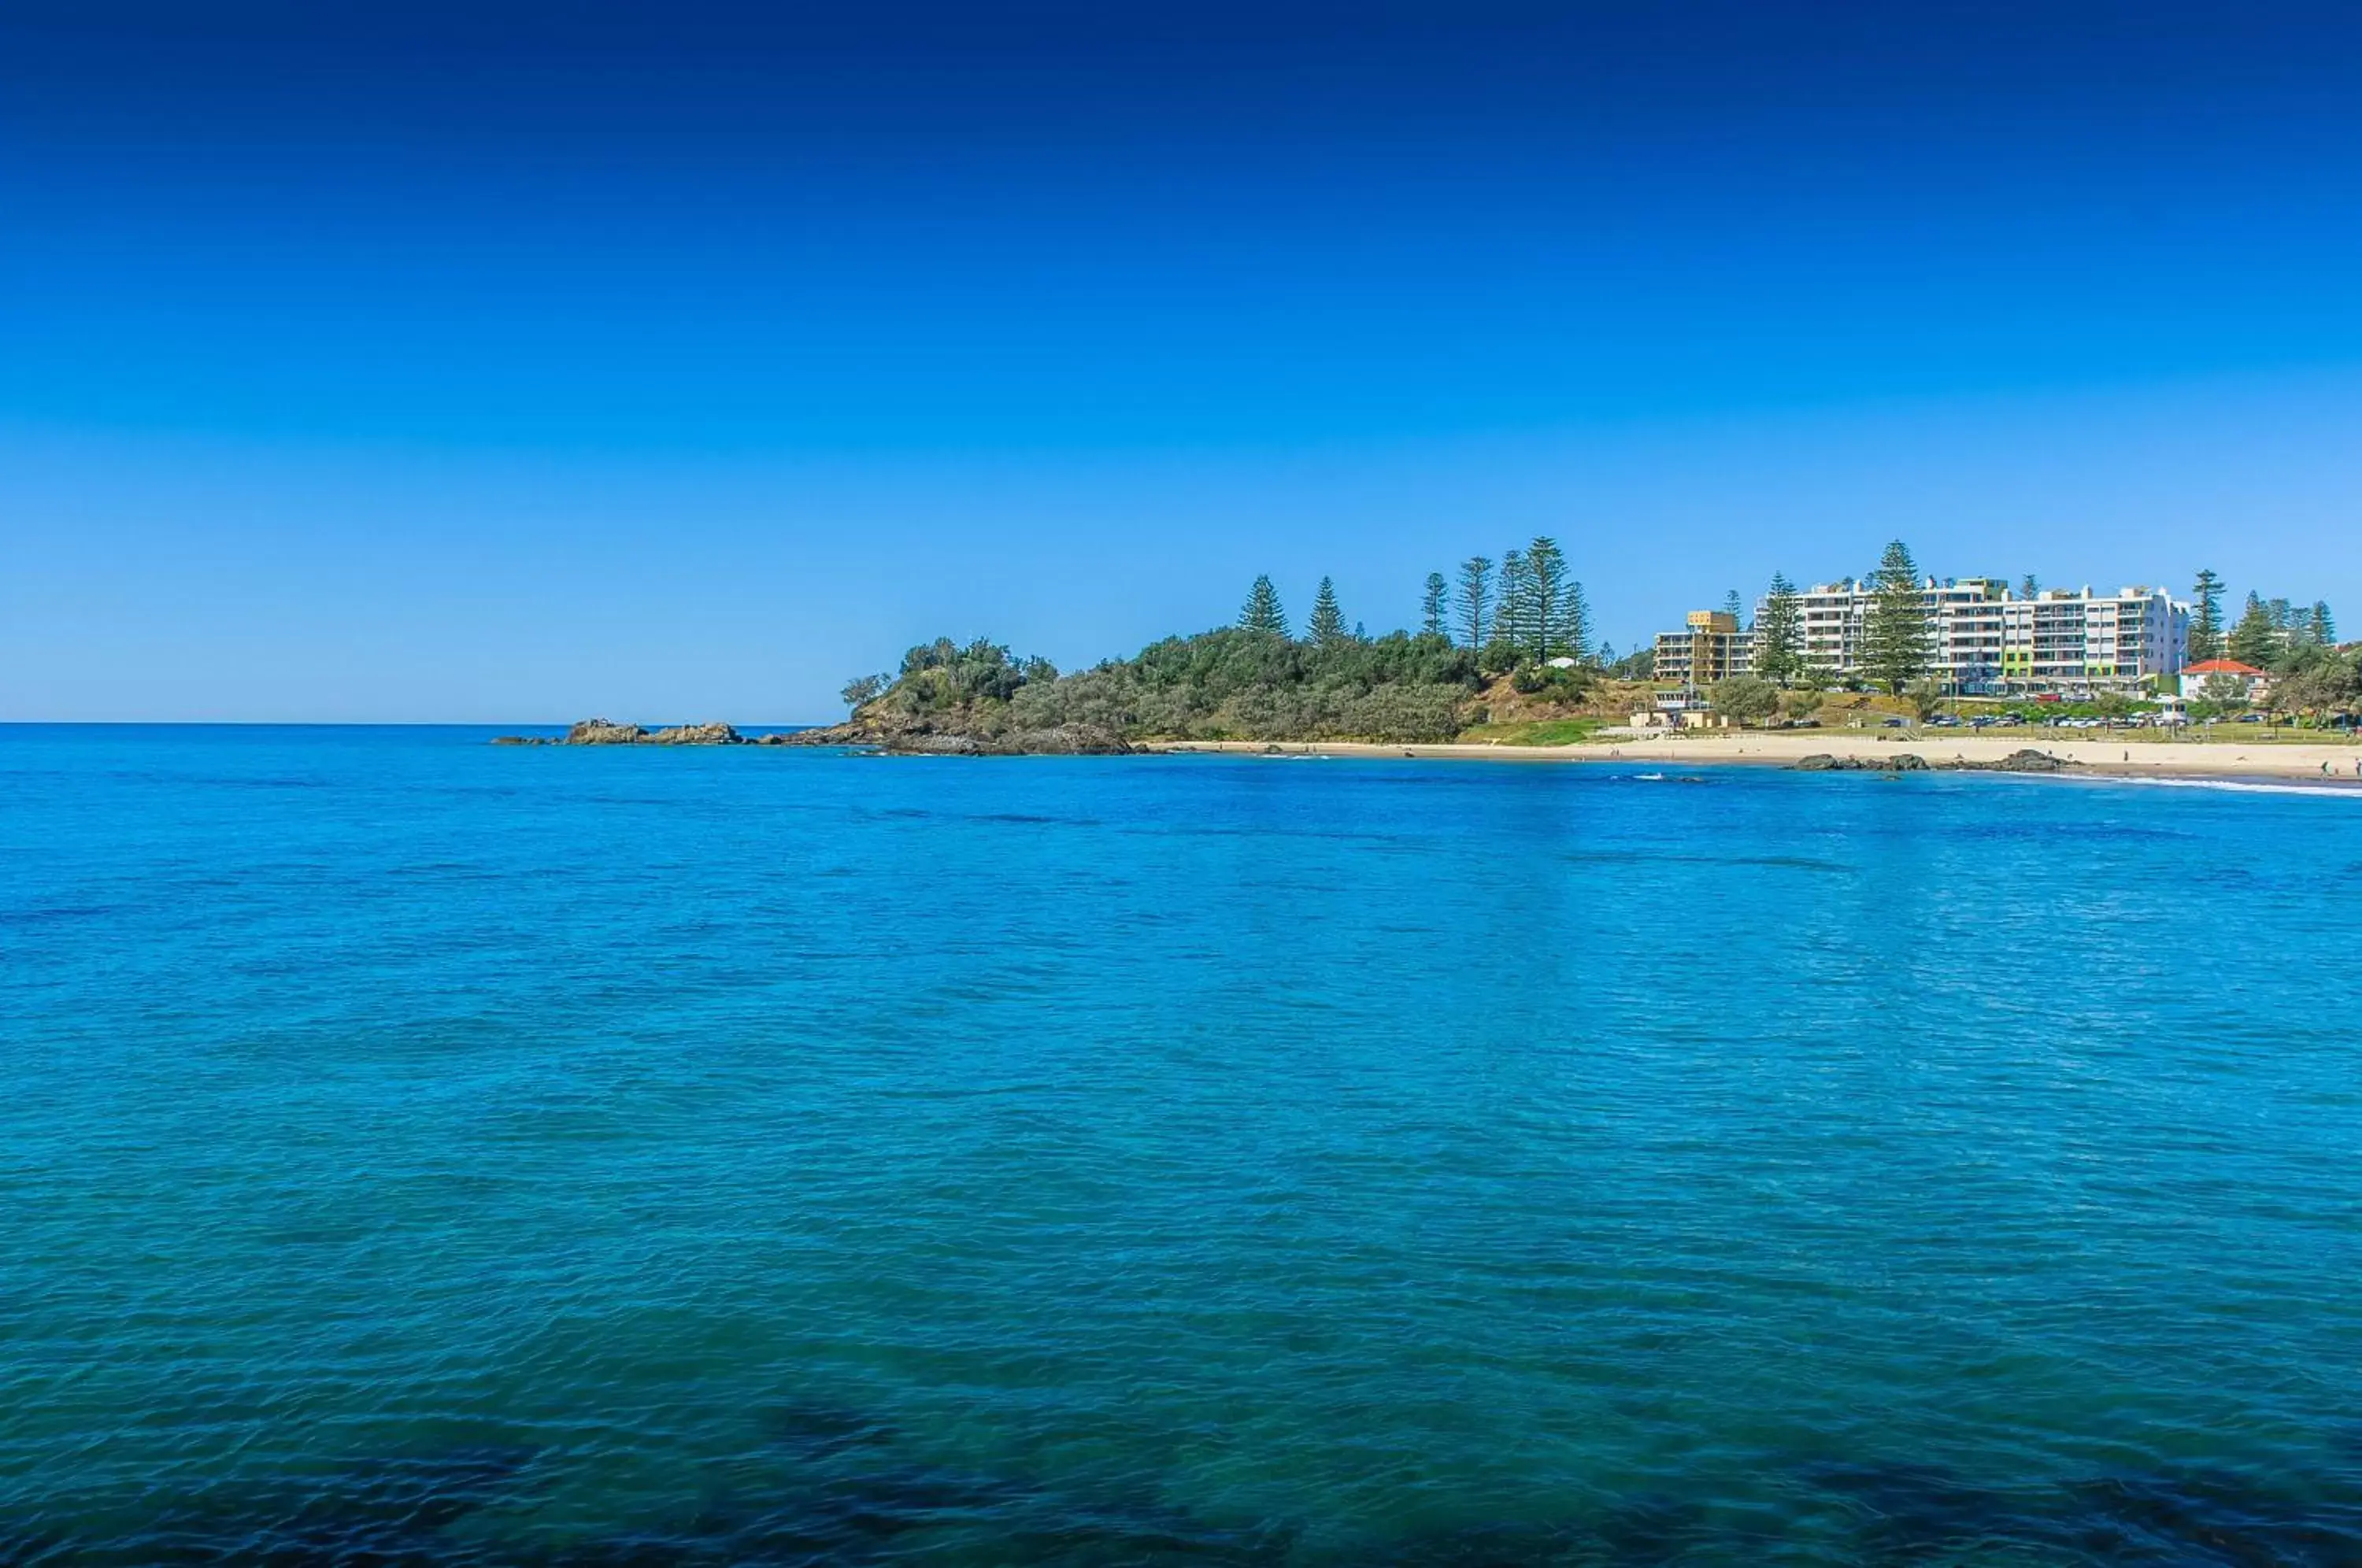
1652,610,1751,690
1997,588,2187,690
1748,577,2187,695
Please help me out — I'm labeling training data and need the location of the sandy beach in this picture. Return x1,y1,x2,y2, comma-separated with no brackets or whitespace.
1155,731,2362,784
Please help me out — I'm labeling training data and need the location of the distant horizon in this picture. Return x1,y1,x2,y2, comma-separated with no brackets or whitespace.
7,1,2359,722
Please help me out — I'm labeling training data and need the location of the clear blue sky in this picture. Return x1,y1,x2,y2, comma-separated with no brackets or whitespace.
5,0,2359,721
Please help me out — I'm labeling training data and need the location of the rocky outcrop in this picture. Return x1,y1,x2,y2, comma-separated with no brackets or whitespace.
1791,749,2080,775
492,719,746,746
646,722,742,745
567,719,651,745
1957,748,2082,773
490,714,1126,754
1793,753,1931,772
776,714,1131,756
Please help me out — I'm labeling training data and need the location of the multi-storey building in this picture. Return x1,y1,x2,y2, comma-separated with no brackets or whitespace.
1652,610,1750,691
1738,576,2187,695
1786,576,2016,690
1994,589,2187,689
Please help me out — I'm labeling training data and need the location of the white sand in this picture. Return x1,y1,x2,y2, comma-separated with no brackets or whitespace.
1153,731,2362,783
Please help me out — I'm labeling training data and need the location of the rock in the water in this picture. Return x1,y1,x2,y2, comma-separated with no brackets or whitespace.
565,718,650,745
646,722,742,745
490,719,748,746
1792,753,1928,772
1988,748,2078,772
1935,748,2082,774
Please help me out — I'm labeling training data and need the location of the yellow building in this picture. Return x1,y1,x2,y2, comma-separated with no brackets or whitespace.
1653,610,1750,690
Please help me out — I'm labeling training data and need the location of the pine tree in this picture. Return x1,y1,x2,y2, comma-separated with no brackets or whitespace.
1753,571,1804,686
1863,540,1931,694
1525,537,1568,660
1552,579,1591,664
1238,575,1289,637
2020,574,2040,600
2311,601,2336,647
1308,577,1346,645
1722,588,1744,625
1456,557,1494,649
2188,569,2224,663
1421,572,1449,638
2228,593,2282,668
1494,550,1532,653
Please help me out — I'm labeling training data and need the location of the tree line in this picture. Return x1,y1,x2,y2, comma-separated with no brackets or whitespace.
1237,537,1599,675
2187,572,2338,668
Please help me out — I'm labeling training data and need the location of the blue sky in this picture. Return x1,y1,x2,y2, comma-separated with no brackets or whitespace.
5,0,2359,721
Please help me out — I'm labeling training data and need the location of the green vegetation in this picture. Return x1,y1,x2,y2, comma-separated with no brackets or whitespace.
1308,577,1348,645
1010,626,1482,742
2228,593,2282,668
1752,572,1803,687
2268,642,2360,726
1605,645,1654,681
839,620,1490,747
1456,557,1493,650
833,545,1635,749
1238,575,1289,636
2189,568,2224,663
1863,539,1932,694
1455,717,1608,746
1707,675,1778,725
1487,535,1590,664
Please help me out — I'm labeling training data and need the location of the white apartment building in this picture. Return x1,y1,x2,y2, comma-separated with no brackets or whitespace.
1772,577,2188,695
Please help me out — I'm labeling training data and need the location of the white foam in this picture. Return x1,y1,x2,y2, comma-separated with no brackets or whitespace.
2063,772,2362,800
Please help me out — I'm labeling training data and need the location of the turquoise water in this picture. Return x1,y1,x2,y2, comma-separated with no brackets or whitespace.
6,726,2362,1565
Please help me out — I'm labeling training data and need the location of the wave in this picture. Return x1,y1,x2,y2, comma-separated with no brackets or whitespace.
2068,773,2362,800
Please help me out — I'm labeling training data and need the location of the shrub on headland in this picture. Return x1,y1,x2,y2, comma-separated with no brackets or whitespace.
999,627,1481,744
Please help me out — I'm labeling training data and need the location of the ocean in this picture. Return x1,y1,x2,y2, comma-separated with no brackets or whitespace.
6,724,2360,1564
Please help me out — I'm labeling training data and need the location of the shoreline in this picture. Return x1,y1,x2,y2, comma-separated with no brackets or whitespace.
1150,733,2362,786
